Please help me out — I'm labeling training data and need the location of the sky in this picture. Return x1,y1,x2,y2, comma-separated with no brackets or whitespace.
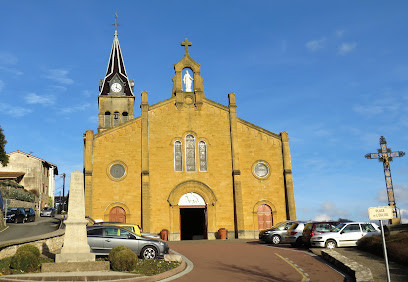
1,1,408,223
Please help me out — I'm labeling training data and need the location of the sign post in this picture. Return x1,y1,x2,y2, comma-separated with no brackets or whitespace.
368,206,393,282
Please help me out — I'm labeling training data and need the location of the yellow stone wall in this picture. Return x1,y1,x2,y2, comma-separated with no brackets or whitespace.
236,121,288,236
86,118,142,224
84,94,295,239
147,100,236,234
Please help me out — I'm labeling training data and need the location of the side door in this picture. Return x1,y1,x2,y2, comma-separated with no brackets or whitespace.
87,227,105,254
102,227,140,254
338,223,363,246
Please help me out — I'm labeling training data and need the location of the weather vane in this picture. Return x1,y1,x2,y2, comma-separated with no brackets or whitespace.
112,12,120,35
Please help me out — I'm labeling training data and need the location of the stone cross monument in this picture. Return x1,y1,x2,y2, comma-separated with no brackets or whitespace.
55,170,95,262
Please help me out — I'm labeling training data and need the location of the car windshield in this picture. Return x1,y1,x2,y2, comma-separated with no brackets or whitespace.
332,223,346,232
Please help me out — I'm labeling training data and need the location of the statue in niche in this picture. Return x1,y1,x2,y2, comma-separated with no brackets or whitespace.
183,70,194,92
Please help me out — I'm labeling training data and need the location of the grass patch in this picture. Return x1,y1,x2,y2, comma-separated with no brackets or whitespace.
0,256,53,275
357,232,408,266
132,259,181,276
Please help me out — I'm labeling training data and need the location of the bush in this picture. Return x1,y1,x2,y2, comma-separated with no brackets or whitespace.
108,245,129,262
16,244,41,258
10,250,39,272
109,247,138,271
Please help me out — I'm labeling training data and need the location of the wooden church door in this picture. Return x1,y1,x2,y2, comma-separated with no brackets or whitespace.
109,206,126,223
257,204,273,230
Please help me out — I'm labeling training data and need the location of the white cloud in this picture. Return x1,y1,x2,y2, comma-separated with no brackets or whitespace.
401,209,408,223
0,80,4,92
338,42,357,55
313,214,331,221
377,184,408,203
25,93,55,106
0,52,18,65
318,201,350,218
305,38,326,51
0,66,23,75
335,30,345,38
43,69,74,85
0,103,32,117
82,90,92,97
60,103,91,114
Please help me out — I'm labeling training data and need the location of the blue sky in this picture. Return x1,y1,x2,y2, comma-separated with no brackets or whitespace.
1,1,408,223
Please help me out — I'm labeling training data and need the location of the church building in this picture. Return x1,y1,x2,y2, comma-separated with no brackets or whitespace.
83,30,297,240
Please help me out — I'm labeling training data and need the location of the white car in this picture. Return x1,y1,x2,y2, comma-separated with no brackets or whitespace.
310,222,380,249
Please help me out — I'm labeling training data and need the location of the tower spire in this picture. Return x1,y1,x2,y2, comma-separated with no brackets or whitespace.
98,14,133,97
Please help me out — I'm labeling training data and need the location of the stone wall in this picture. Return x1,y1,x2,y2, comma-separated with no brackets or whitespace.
0,230,64,259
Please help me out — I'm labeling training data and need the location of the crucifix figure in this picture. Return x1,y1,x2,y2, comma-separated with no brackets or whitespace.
181,38,192,56
365,136,405,222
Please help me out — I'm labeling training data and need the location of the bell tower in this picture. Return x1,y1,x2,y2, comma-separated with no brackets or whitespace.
97,16,135,133
172,38,205,110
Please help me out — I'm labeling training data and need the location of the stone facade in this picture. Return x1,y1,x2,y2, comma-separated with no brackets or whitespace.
0,151,58,209
83,36,296,240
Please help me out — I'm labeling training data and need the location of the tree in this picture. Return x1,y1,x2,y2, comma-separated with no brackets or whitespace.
0,126,9,167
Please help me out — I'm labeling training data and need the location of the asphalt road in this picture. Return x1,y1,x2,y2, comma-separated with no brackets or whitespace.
168,240,346,281
0,216,60,242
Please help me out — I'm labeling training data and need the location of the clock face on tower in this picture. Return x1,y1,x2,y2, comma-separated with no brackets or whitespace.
111,82,122,93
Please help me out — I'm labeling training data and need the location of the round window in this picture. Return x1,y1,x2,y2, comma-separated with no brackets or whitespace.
110,163,126,179
254,162,269,178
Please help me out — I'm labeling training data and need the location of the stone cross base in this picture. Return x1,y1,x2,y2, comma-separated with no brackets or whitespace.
55,252,96,263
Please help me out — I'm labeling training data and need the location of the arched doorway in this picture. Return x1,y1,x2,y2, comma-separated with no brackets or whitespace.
257,204,273,230
179,192,207,240
109,206,126,223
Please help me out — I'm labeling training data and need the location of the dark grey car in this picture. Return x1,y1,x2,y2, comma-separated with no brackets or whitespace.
86,225,169,259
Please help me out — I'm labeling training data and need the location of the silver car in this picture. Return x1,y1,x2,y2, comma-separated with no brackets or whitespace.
259,220,298,244
40,207,56,217
286,221,309,247
86,225,169,259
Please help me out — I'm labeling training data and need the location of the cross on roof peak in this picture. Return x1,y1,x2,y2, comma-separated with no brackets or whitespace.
181,38,192,56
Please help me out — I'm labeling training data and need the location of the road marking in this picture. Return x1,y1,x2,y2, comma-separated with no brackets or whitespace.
275,253,309,282
0,226,9,233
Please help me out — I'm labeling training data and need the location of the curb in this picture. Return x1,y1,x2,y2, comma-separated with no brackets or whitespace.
321,250,373,281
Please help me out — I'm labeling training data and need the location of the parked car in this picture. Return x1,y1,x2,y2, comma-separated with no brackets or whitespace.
87,217,160,239
23,208,36,222
286,221,310,247
86,225,169,259
40,207,56,217
302,221,340,246
310,222,380,249
259,220,298,244
6,208,26,223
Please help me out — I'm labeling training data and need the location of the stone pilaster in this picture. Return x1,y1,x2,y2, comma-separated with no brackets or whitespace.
281,132,297,220
83,130,93,218
228,93,245,238
141,91,151,232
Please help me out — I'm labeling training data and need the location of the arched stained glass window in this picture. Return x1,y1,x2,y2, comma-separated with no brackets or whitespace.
104,111,111,128
185,134,196,171
174,141,182,172
199,141,207,171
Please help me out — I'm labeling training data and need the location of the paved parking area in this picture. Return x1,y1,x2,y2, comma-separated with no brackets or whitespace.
168,240,345,281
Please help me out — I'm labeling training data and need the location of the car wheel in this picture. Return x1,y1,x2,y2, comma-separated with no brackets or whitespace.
141,246,157,259
271,235,281,245
291,237,303,248
326,239,337,249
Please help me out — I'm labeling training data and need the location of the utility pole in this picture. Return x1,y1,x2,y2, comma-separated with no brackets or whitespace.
365,136,405,224
61,173,66,212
